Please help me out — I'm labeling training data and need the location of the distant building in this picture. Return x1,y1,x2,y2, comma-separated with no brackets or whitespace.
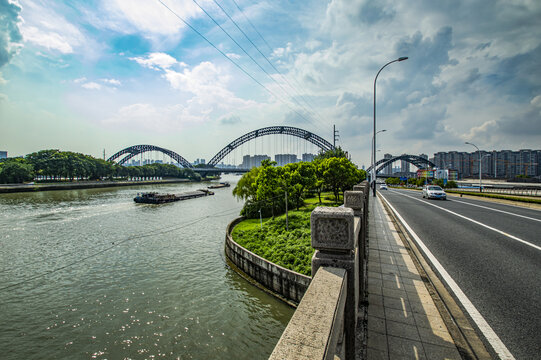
275,154,298,166
383,153,393,175
400,154,410,173
0,151,7,159
241,154,270,169
302,153,316,162
433,149,541,179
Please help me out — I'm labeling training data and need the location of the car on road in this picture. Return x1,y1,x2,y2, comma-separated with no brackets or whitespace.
380,184,388,190
422,185,446,200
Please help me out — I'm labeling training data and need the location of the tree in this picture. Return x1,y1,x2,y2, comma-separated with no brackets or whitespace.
285,162,316,210
255,159,283,218
320,157,365,203
314,146,349,161
0,159,35,184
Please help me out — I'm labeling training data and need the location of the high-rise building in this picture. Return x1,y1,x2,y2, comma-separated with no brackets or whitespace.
433,149,541,179
302,153,316,162
275,154,298,167
0,151,7,159
241,155,271,169
400,154,410,173
383,153,393,175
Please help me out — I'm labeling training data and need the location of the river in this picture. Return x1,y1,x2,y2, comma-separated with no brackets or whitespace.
0,175,293,359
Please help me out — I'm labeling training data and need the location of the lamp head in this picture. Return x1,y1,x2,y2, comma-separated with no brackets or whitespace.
398,56,408,61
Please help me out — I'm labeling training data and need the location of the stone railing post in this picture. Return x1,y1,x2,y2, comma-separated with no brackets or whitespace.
311,206,359,359
344,190,365,302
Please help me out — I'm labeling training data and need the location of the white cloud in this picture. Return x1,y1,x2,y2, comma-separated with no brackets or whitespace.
18,1,85,54
82,82,101,90
226,53,241,60
101,0,200,36
130,52,183,70
100,78,121,86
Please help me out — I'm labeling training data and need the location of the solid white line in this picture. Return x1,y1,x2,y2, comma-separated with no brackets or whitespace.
389,190,541,252
378,195,516,360
450,198,541,223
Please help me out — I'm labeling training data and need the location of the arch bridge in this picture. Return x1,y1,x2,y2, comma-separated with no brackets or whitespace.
208,126,334,166
107,145,193,168
366,154,436,175
107,126,335,169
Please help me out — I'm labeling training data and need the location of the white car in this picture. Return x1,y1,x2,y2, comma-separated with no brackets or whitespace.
422,185,446,200
380,184,388,190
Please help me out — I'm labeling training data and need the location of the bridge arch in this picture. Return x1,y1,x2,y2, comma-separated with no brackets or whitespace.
208,126,334,166
366,154,436,174
107,145,193,168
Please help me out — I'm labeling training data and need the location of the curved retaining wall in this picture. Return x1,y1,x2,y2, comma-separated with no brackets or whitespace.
225,217,311,304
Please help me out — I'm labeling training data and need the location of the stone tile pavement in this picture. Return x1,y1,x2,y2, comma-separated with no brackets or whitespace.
364,195,462,360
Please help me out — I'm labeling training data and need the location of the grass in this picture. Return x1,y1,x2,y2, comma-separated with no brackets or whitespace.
231,193,339,276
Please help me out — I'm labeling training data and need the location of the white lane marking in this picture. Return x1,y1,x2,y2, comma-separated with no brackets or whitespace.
388,190,541,252
437,195,541,223
378,195,516,360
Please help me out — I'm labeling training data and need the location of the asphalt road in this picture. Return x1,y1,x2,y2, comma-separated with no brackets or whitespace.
378,187,541,360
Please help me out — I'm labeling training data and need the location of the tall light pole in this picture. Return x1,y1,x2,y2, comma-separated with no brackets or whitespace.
465,142,482,192
373,56,408,197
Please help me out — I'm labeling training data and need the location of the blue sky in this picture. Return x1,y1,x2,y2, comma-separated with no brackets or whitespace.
1,0,540,168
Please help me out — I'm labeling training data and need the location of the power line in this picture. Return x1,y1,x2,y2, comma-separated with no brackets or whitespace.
157,0,321,134
190,0,326,134
211,0,328,130
226,0,330,128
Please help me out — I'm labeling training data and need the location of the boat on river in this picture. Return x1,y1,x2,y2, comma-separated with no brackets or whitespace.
207,182,230,189
134,189,214,204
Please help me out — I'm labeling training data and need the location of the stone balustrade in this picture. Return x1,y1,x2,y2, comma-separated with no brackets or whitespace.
270,181,370,359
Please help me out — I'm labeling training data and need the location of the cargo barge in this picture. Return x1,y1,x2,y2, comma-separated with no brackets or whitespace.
134,189,214,204
207,182,230,189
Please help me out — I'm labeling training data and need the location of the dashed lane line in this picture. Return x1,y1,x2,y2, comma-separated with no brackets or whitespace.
379,194,516,360
387,190,541,252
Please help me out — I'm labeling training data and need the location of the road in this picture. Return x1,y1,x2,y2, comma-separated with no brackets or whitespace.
378,187,541,360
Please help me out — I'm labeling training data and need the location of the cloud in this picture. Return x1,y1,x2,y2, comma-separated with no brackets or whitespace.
101,0,200,37
100,78,121,86
0,0,23,70
130,52,183,70
18,1,85,54
82,82,101,90
220,115,241,125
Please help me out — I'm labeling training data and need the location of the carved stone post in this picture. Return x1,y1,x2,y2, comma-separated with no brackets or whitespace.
311,207,359,360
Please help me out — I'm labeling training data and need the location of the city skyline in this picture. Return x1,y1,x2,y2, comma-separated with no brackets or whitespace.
1,0,540,168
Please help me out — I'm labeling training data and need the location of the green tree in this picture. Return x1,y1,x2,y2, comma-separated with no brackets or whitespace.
320,157,365,203
314,146,349,161
0,159,35,184
285,162,316,210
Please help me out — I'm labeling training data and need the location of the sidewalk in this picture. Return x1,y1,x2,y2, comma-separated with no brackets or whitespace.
364,195,462,359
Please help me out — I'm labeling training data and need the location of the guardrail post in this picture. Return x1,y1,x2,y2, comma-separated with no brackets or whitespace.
344,190,366,303
311,206,359,359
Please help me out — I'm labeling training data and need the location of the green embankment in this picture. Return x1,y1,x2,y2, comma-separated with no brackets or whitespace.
231,195,339,276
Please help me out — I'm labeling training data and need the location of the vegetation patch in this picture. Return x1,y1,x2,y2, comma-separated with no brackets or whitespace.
231,194,338,276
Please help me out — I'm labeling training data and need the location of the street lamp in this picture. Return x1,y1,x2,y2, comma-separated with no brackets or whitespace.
372,56,408,197
465,142,483,192
370,129,387,184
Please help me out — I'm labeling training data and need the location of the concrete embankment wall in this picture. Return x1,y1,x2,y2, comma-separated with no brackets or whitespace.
0,179,191,193
225,217,311,305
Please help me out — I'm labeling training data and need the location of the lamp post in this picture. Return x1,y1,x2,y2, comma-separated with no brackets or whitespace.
370,129,387,182
465,142,482,192
372,56,408,197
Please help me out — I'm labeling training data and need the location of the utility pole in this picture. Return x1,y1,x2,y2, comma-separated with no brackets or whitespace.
333,125,339,148
103,149,106,160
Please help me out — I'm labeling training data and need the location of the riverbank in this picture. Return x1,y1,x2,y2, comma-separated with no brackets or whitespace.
0,178,194,193
230,194,340,276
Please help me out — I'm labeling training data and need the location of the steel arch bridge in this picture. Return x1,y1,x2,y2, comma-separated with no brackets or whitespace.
208,126,334,166
107,145,193,168
366,154,436,174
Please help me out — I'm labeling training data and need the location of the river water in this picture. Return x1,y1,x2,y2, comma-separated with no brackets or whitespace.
0,175,293,359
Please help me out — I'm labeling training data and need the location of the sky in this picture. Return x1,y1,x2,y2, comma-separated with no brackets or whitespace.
1,0,540,168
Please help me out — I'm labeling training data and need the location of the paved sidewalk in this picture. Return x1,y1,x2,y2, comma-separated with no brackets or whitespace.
364,195,462,359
